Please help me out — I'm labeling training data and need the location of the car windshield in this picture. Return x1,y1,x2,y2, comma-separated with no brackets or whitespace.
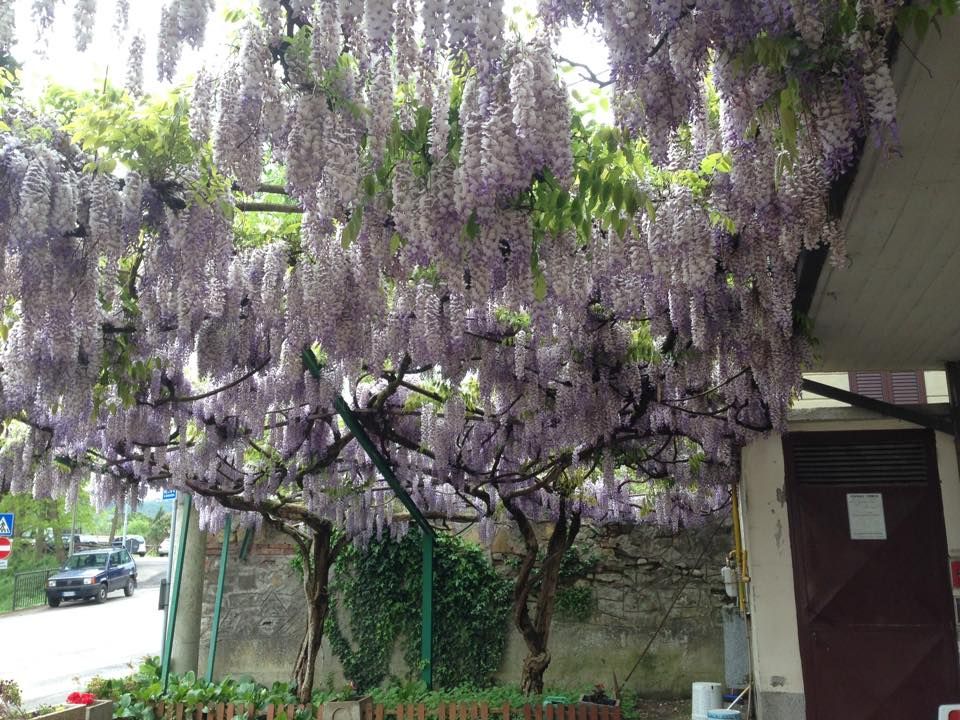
64,553,108,570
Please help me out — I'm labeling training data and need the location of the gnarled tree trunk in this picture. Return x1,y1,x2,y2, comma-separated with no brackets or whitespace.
503,496,581,695
265,518,344,703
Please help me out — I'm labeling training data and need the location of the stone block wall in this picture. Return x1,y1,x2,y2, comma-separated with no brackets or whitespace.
490,522,731,696
197,527,348,686
198,521,732,697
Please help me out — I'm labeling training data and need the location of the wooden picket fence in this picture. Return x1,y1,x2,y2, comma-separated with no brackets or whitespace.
151,701,622,720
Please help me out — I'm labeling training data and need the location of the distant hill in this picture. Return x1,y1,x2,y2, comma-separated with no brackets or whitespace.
137,499,172,518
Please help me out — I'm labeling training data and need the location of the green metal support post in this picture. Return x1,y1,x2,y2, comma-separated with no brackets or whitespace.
206,514,232,682
302,348,435,689
420,530,434,689
161,494,193,691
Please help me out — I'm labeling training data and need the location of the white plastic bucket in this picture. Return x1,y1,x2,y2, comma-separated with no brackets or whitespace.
707,711,741,720
691,682,723,720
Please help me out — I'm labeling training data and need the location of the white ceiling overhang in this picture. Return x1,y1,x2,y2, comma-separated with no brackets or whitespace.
804,17,960,371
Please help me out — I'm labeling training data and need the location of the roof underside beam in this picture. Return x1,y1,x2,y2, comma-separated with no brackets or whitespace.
800,378,955,436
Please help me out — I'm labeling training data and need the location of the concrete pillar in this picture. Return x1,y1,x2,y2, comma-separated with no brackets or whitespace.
170,494,206,676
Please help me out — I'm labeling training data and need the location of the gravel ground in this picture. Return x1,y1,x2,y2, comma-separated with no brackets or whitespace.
630,698,691,720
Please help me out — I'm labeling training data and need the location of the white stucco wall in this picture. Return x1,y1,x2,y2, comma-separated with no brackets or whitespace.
740,432,805,700
740,408,960,719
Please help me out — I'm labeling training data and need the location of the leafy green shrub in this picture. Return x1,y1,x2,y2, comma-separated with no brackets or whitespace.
87,663,621,720
327,532,511,691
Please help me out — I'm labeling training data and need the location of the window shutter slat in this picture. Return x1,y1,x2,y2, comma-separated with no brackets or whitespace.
851,372,885,401
890,372,924,405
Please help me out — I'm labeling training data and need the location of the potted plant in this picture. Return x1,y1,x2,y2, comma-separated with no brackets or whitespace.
322,682,372,720
579,684,619,707
1,683,88,720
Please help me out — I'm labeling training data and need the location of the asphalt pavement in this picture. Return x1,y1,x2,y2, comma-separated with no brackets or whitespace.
0,556,168,709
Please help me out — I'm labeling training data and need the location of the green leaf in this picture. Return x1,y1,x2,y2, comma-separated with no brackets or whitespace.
389,232,403,254
779,87,798,159
532,268,547,301
611,182,624,211
340,206,364,248
464,211,480,240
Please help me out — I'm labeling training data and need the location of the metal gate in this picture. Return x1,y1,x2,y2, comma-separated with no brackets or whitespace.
12,568,54,610
784,429,960,719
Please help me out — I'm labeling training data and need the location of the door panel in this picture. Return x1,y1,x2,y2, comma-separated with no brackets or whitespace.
784,429,960,720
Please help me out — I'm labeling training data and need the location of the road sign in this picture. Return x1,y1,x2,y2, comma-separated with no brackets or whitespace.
0,513,13,537
0,560,6,570
0,536,11,561
162,490,176,500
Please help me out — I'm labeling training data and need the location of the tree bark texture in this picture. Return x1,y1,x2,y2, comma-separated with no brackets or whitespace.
504,496,581,695
288,521,345,703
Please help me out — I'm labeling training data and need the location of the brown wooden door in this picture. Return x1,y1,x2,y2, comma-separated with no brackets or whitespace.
784,429,960,719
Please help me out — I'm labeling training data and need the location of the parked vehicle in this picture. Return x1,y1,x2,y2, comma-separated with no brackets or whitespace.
112,534,147,556
158,537,170,556
45,548,138,607
21,528,56,550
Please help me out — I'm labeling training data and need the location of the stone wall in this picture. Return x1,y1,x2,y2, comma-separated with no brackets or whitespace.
490,522,731,697
197,527,347,686
198,521,732,697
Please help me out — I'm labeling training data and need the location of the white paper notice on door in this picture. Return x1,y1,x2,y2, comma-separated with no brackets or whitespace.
847,492,887,540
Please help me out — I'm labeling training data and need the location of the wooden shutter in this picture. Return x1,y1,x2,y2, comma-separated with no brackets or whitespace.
848,371,926,405
890,371,926,404
850,372,885,401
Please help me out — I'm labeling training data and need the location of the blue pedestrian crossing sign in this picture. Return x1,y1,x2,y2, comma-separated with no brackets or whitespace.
162,490,176,500
0,513,13,537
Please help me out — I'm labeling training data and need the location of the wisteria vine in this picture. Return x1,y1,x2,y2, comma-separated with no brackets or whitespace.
0,0,945,560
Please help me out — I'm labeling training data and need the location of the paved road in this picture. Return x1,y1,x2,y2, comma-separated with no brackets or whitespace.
1,556,168,709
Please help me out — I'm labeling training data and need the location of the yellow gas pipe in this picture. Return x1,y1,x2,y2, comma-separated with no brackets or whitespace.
730,483,749,613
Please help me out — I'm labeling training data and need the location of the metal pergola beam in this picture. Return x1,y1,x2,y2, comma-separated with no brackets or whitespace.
301,348,435,689
801,378,954,436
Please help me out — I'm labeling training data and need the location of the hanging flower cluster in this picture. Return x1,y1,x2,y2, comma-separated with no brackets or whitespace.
0,0,931,538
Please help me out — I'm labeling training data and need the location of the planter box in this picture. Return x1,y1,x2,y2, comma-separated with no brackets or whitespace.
31,706,87,720
323,696,373,720
85,700,113,720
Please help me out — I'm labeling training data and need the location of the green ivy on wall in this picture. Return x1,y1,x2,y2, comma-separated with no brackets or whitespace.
326,532,512,691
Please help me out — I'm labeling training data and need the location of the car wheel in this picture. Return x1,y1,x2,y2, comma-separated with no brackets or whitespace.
138,551,146,557
48,597,60,608
123,579,135,597
95,584,108,603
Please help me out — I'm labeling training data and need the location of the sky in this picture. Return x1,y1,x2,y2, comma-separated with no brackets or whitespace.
10,0,612,109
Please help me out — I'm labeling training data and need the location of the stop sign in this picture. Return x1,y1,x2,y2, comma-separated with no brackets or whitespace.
0,536,11,560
